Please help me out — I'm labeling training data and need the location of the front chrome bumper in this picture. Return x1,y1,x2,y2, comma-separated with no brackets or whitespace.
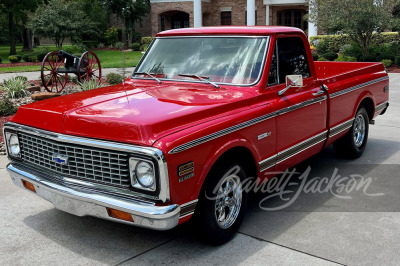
7,162,180,230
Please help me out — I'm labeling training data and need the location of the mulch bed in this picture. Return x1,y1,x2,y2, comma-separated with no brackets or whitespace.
0,62,42,68
387,65,400,73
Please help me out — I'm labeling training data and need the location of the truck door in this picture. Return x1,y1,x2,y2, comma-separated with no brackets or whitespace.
270,35,328,172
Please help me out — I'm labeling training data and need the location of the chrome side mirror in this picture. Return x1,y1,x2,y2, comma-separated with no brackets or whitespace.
278,75,303,96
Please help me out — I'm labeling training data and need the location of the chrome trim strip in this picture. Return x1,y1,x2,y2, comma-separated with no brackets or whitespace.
329,119,355,138
259,154,277,172
276,131,328,164
258,131,328,172
375,101,389,114
7,162,180,230
330,76,389,99
4,122,171,203
179,199,198,218
169,96,327,154
132,36,270,88
169,112,277,154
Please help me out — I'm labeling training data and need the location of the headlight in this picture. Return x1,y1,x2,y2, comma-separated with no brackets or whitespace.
6,132,20,158
136,161,155,188
129,158,156,191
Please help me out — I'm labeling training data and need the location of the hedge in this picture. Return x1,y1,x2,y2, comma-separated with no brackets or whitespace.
310,32,400,52
141,37,154,46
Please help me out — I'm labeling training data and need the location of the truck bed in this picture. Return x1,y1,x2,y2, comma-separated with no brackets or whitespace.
314,61,385,84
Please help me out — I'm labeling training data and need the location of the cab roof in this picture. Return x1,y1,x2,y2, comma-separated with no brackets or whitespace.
155,26,305,37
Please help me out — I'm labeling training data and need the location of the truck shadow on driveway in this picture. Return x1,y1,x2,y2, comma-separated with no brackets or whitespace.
22,138,400,265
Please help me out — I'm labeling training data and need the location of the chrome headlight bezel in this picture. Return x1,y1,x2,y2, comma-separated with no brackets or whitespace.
129,157,157,192
5,131,21,158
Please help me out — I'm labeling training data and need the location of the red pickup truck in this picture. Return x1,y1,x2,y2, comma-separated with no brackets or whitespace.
4,26,389,244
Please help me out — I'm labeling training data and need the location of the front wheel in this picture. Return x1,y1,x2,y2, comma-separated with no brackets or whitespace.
194,163,248,244
333,107,369,158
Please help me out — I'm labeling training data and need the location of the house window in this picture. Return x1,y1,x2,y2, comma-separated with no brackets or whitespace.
277,10,307,31
221,11,232,25
245,11,257,25
161,15,165,31
171,12,190,29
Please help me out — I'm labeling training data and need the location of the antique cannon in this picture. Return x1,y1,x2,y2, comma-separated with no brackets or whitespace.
41,50,102,93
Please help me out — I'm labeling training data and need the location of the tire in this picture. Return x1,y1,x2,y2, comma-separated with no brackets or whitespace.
333,107,369,158
194,162,248,245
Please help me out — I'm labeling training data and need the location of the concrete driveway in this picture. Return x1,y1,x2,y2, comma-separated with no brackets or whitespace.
1,74,399,266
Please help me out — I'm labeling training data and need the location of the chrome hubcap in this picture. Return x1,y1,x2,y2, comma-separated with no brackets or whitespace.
354,114,366,147
215,170,242,229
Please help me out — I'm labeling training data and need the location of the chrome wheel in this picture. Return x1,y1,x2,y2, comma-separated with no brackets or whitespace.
215,170,242,229
354,114,366,147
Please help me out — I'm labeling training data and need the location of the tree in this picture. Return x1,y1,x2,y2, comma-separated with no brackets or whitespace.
0,0,39,55
29,0,92,49
309,0,394,56
104,0,150,47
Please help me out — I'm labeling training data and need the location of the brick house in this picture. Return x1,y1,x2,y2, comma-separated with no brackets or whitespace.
134,0,317,38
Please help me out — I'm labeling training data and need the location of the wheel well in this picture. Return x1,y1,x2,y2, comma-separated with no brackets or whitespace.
207,146,258,182
359,97,374,121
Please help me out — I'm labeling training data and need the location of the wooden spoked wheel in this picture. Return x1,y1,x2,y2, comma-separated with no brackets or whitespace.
78,51,102,83
41,51,68,93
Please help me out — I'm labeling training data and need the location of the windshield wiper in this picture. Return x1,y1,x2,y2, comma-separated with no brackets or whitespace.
133,72,162,84
178,74,220,89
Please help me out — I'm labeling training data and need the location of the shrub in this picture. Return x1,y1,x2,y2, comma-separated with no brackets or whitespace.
8,56,20,63
141,37,154,46
334,55,357,62
360,55,378,62
15,76,28,82
79,79,104,91
97,43,105,49
14,55,22,61
106,73,122,85
131,43,140,51
63,45,84,54
310,32,400,52
141,44,149,51
320,52,338,61
315,39,331,54
1,77,30,98
81,41,97,49
29,55,38,62
340,44,363,61
23,54,32,62
0,97,18,116
115,42,124,49
312,53,319,61
395,56,400,67
318,57,329,61
0,58,2,64
381,59,393,68
36,53,47,62
104,26,118,45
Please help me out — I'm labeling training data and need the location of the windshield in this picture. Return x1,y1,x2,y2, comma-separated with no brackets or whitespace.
133,37,269,86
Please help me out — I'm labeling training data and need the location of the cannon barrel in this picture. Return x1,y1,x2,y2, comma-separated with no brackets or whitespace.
58,50,78,60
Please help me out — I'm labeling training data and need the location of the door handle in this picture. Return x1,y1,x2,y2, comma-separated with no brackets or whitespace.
312,90,325,96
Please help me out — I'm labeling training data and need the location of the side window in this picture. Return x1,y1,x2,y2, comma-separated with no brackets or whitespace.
276,37,311,83
268,46,278,86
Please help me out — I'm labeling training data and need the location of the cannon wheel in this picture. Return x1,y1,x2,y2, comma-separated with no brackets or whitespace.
78,51,102,83
41,51,68,93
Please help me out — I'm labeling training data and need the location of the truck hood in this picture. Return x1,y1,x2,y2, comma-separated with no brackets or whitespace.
11,81,255,146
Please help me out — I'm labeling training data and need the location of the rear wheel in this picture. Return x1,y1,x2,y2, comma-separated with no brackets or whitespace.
194,162,248,244
333,107,369,158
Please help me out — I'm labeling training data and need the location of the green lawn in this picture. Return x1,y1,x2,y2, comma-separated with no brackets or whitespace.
0,45,143,73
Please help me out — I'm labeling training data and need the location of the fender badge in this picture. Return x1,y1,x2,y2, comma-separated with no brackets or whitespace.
179,172,194,183
258,132,272,140
52,153,69,165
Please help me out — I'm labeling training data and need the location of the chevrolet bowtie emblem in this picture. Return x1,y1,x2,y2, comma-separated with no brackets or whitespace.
52,153,69,165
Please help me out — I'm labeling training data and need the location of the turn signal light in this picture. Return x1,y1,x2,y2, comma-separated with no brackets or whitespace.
106,208,134,222
22,180,36,192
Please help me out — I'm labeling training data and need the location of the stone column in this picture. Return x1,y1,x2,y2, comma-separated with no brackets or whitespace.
308,1,318,40
266,4,270,25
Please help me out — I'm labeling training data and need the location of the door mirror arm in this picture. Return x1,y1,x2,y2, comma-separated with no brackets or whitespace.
278,75,303,96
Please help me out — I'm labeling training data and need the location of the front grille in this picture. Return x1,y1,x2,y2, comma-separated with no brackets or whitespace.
18,132,130,188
